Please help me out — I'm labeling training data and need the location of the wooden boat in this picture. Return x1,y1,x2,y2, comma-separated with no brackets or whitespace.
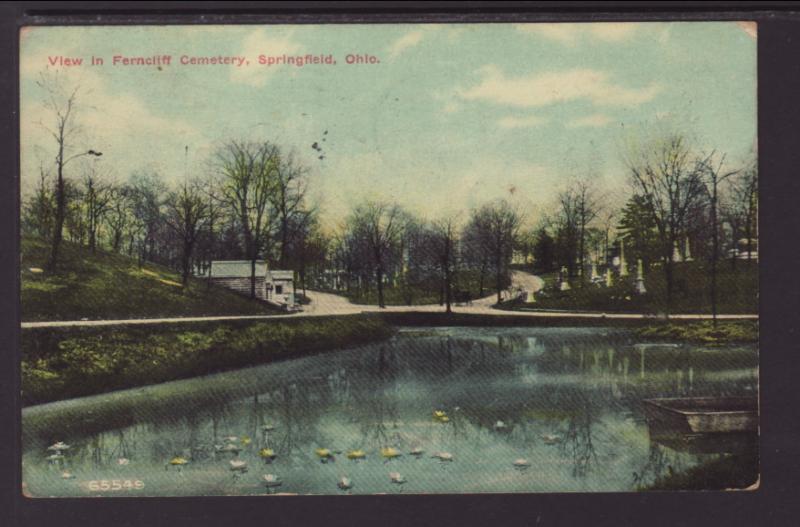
643,397,758,436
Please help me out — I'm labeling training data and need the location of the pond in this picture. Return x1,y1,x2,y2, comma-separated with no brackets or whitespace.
22,327,759,496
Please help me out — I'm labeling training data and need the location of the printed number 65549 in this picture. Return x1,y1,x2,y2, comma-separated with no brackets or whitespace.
86,479,145,491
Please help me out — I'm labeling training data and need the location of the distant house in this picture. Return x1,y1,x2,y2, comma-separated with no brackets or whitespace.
207,260,295,308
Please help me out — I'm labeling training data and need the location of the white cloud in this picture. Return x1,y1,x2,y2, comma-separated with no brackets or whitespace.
497,115,547,129
21,67,205,186
388,30,425,58
516,23,640,45
567,113,612,128
229,29,303,87
459,65,660,108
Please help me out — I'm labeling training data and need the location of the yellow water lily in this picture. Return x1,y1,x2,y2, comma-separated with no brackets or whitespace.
346,449,366,460
433,410,450,423
169,456,189,466
315,448,333,459
381,447,401,459
259,448,276,459
241,436,252,446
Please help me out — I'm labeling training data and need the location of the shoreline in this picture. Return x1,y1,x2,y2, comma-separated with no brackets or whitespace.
21,313,756,406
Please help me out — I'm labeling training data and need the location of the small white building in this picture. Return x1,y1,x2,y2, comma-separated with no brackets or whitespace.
207,260,295,308
266,270,295,307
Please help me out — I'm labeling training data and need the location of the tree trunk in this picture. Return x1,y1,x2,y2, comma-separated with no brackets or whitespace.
250,256,257,299
495,252,503,305
181,244,191,286
48,143,66,272
376,265,385,308
444,264,452,314
710,182,719,327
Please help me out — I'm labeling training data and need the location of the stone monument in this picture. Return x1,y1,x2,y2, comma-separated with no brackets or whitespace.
619,238,628,277
559,266,571,291
635,258,647,294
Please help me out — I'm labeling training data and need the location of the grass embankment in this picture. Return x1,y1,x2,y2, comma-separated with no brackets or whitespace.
636,320,758,344
644,453,759,491
327,270,511,306
22,315,394,406
506,261,757,315
21,237,282,321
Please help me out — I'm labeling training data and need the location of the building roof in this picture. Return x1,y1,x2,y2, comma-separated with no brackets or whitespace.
209,260,267,278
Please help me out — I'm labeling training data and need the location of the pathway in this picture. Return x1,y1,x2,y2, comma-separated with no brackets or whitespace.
22,270,757,328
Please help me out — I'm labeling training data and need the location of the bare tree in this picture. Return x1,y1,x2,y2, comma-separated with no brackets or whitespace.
462,213,492,297
697,152,740,326
625,134,706,312
36,73,102,270
575,179,601,279
430,216,459,313
347,201,406,308
555,189,580,277
286,208,327,299
723,164,758,263
128,172,167,266
81,161,114,253
22,162,54,238
105,184,133,253
467,200,522,304
270,151,309,268
215,140,279,298
165,179,211,286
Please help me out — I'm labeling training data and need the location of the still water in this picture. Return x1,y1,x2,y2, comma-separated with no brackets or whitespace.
22,327,758,496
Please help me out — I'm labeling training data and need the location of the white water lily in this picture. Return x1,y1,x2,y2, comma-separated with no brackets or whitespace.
263,474,282,487
229,459,248,472
541,433,561,445
513,458,530,469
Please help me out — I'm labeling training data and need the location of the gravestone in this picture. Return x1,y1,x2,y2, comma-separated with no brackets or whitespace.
619,239,628,277
635,259,647,294
559,266,571,291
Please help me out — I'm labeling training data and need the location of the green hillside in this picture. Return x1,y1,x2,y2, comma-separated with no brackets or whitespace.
21,237,283,321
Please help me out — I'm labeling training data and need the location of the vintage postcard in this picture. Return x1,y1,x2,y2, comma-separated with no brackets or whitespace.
19,22,758,497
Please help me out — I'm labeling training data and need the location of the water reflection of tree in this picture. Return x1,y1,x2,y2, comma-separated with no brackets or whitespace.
267,378,332,459
557,391,601,479
631,443,688,488
348,345,402,448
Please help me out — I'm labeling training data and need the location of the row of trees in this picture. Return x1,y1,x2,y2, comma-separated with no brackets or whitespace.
24,71,525,309
26,73,756,317
325,201,523,310
528,133,757,318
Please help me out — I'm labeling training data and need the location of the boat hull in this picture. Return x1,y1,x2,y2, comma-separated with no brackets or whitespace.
643,397,758,437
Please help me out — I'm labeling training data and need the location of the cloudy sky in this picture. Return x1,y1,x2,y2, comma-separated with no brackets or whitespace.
20,22,757,227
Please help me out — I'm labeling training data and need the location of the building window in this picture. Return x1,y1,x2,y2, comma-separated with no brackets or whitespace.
275,285,283,294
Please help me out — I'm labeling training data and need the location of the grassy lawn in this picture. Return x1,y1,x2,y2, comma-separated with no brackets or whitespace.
506,260,757,315
21,237,283,321
22,315,394,405
636,320,758,344
340,270,511,306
